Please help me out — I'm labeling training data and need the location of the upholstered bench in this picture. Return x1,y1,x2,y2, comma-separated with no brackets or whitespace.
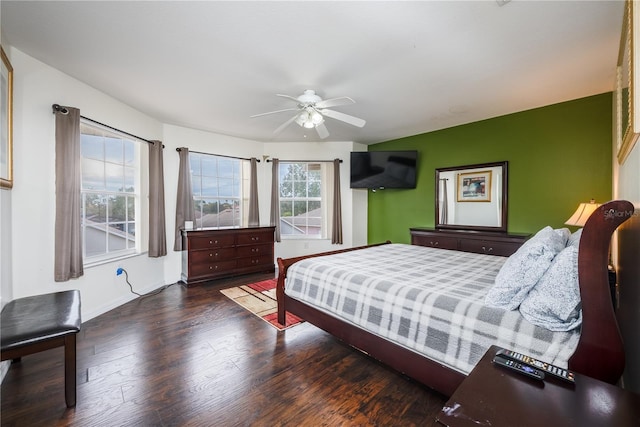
1,290,81,407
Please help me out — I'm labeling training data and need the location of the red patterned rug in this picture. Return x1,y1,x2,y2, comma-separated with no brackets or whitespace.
220,278,304,330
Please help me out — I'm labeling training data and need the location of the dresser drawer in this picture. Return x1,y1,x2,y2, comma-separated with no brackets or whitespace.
236,244,273,258
411,234,458,250
237,255,274,269
459,239,519,257
189,260,237,277
188,234,235,250
189,247,237,264
236,230,274,246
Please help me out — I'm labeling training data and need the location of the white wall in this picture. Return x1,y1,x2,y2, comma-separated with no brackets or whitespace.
8,47,166,320
3,46,368,321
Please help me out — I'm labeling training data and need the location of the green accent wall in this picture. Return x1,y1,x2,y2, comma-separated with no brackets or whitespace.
367,93,613,244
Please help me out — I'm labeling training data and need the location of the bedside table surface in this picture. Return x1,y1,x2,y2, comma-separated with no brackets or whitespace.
437,345,640,427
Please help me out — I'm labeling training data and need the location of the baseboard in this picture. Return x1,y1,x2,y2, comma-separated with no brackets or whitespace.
83,280,169,322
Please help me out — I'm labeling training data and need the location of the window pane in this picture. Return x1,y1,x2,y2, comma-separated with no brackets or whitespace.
105,163,124,191
190,154,201,176
293,200,307,216
105,138,123,164
201,176,218,197
82,158,105,190
85,224,106,258
123,166,135,193
85,194,106,223
308,200,321,212
127,197,135,221
218,178,234,197
191,175,202,196
293,180,307,197
123,140,135,166
108,224,127,251
280,200,292,217
109,195,127,222
201,156,217,177
81,135,104,161
218,158,235,178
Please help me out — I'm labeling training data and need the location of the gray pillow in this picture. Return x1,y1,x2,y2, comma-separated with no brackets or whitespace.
519,246,582,331
484,226,568,310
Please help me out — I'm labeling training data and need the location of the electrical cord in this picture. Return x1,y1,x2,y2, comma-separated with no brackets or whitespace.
117,268,186,299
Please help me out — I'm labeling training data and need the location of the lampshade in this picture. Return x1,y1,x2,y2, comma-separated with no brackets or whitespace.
565,199,600,227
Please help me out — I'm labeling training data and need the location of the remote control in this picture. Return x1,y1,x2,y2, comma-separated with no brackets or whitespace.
495,349,575,383
492,354,545,380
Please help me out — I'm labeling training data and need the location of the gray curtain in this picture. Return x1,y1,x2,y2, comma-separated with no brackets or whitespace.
54,107,83,281
148,141,167,257
332,159,343,244
248,157,260,227
269,158,281,242
174,147,195,251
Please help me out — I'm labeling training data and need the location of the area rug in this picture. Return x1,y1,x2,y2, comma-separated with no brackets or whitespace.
220,278,304,330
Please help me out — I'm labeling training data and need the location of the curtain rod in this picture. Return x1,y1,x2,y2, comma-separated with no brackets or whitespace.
52,104,157,145
266,159,342,163
175,147,260,162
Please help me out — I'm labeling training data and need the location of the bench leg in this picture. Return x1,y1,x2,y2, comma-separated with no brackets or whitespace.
64,334,77,408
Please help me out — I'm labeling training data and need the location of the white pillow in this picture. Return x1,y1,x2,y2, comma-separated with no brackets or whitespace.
519,246,582,331
484,226,568,310
567,228,582,248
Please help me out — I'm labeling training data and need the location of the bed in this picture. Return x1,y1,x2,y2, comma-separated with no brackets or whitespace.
276,200,635,396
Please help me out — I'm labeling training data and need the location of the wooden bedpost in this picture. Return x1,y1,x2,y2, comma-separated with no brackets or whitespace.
276,257,287,325
569,199,635,384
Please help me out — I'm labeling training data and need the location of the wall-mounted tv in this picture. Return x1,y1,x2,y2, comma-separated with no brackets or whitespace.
350,150,418,189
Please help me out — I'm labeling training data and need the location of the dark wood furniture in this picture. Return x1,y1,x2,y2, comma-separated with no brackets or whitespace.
276,200,634,396
436,345,640,426
410,228,529,257
0,290,81,408
181,226,275,286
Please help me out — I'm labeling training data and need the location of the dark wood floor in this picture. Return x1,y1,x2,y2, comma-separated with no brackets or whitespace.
1,273,447,426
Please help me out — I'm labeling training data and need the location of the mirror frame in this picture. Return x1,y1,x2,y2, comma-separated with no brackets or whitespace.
435,161,508,232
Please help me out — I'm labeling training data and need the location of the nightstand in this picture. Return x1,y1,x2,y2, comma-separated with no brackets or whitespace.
436,345,640,427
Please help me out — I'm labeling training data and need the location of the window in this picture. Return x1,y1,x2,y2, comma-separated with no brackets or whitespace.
189,152,249,228
279,162,330,238
80,121,144,263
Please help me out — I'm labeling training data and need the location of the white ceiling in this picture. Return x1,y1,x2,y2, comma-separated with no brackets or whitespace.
1,1,625,145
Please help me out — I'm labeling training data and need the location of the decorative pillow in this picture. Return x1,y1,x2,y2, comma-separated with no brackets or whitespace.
484,226,568,310
555,227,570,242
567,228,582,248
519,246,582,331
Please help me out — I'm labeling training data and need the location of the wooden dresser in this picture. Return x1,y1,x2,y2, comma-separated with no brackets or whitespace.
181,226,275,286
410,228,529,257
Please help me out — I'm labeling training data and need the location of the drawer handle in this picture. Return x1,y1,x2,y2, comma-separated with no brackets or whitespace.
209,252,218,257
209,265,218,270
252,248,259,253
430,241,439,247
481,246,494,253
251,236,260,241
209,240,218,245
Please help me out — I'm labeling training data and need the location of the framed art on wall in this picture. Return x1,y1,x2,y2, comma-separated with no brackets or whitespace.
1,45,13,189
617,0,639,165
457,170,491,202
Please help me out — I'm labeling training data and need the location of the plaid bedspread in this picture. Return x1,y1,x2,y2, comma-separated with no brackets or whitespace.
285,243,580,374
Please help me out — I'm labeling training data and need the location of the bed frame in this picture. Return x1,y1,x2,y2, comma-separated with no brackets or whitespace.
276,200,635,396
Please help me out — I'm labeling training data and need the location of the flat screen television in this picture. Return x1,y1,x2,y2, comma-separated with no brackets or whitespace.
350,150,418,189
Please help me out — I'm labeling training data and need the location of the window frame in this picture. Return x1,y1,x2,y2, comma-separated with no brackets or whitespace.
189,152,249,229
278,161,329,240
79,120,147,266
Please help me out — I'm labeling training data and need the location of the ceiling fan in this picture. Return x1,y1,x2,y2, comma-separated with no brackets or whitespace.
251,89,366,139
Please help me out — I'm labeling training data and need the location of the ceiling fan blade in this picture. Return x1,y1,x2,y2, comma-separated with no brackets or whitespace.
315,96,355,109
320,109,366,128
276,94,301,103
250,108,299,118
316,123,330,139
273,113,300,137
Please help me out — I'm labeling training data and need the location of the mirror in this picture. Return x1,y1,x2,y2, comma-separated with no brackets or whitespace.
435,161,508,232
